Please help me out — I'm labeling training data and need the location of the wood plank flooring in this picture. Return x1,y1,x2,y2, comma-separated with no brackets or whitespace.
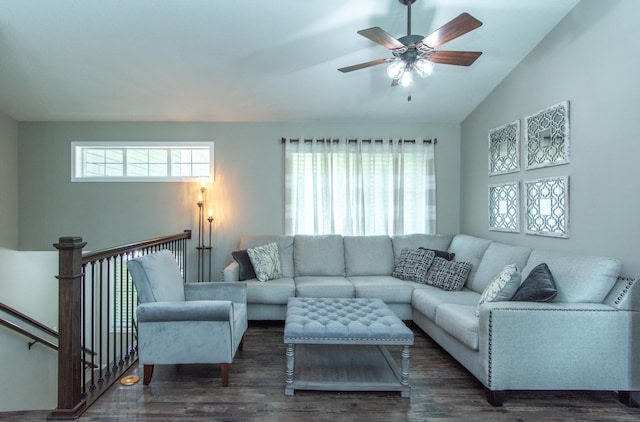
3,321,639,421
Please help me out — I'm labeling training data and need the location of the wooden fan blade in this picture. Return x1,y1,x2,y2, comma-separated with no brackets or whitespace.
357,27,406,50
422,13,482,48
391,78,399,87
338,58,389,73
426,50,482,66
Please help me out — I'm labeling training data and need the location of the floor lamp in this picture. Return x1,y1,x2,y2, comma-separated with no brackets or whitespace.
196,183,213,282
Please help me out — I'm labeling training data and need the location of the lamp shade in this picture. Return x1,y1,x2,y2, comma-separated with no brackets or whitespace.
386,59,406,80
415,58,434,78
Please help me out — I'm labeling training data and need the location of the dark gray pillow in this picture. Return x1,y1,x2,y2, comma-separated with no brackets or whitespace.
392,248,436,282
419,247,455,261
424,258,472,291
231,249,256,281
511,263,557,302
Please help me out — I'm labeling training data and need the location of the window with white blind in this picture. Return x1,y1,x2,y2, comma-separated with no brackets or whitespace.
284,138,436,236
72,141,214,182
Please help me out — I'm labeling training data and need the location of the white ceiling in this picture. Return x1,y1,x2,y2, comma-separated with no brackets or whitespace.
0,0,580,123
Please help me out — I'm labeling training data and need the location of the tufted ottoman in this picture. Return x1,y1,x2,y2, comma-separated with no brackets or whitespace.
284,297,414,397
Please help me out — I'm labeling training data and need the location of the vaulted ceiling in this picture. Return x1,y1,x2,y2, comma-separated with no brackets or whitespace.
0,0,580,123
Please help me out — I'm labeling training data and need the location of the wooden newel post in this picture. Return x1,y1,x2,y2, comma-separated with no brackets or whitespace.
48,237,87,420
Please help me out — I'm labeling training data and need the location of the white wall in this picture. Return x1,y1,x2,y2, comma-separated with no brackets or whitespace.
0,250,58,411
18,121,462,280
460,0,640,275
0,111,18,249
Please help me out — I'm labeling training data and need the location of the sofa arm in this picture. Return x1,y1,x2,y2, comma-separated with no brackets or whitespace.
184,281,247,303
478,301,639,391
137,300,233,322
223,261,240,282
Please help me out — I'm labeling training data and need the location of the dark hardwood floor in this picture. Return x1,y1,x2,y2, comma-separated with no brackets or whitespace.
4,321,639,421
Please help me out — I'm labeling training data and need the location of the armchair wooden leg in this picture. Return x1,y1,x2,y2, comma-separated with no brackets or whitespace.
221,363,229,387
239,335,245,352
143,365,154,385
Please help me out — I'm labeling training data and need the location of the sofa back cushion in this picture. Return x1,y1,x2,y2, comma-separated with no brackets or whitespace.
239,235,294,278
471,242,532,293
391,234,453,262
128,250,185,303
344,235,395,276
521,249,621,303
294,234,345,276
447,235,493,289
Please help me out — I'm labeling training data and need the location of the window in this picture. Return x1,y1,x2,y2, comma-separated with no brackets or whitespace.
284,138,436,236
72,141,214,181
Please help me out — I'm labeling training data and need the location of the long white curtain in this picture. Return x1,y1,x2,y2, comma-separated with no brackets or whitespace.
284,138,436,236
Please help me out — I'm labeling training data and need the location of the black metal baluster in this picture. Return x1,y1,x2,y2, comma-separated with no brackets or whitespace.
118,254,125,366
104,257,111,379
97,259,104,384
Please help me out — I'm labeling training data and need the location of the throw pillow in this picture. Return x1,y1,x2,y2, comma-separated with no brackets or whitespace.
424,258,472,291
419,247,455,261
476,264,521,317
247,242,282,282
511,263,558,302
392,248,436,282
231,249,257,281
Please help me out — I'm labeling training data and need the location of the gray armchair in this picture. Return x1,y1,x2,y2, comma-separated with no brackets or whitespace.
128,250,247,386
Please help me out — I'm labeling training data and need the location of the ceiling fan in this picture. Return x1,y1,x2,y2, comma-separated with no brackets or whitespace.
338,0,483,87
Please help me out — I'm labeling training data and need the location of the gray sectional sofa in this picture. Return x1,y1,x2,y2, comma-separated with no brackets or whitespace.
223,233,640,406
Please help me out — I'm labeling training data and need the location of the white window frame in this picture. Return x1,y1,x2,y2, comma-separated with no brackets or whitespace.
71,141,214,182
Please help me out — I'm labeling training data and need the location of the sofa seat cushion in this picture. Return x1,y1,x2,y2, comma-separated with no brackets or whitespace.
411,287,480,321
349,276,415,303
435,303,479,350
294,235,345,276
295,276,355,298
521,250,621,303
344,235,395,276
245,277,295,305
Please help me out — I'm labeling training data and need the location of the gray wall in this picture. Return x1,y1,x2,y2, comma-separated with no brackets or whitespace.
0,112,18,249
18,121,461,279
461,0,640,275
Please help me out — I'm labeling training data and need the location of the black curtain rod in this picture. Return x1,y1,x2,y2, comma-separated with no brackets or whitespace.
281,138,437,144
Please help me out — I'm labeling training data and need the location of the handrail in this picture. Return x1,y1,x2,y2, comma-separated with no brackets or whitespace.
0,317,57,350
0,301,58,338
0,301,97,357
82,230,192,263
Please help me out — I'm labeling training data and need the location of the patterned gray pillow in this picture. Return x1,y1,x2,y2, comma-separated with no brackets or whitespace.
392,248,436,282
476,264,520,317
424,257,472,291
247,242,282,282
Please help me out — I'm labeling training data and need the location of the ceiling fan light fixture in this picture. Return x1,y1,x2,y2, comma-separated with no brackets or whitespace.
414,58,434,78
399,69,413,87
386,59,406,80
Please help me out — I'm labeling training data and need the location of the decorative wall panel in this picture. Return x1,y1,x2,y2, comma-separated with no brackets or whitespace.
525,101,570,170
488,182,520,232
524,176,569,238
488,120,520,176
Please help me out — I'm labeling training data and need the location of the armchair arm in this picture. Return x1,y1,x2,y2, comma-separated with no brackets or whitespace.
223,261,240,282
137,300,233,322
184,281,247,303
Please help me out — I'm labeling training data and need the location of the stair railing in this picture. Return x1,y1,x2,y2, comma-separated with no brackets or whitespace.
48,230,191,420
